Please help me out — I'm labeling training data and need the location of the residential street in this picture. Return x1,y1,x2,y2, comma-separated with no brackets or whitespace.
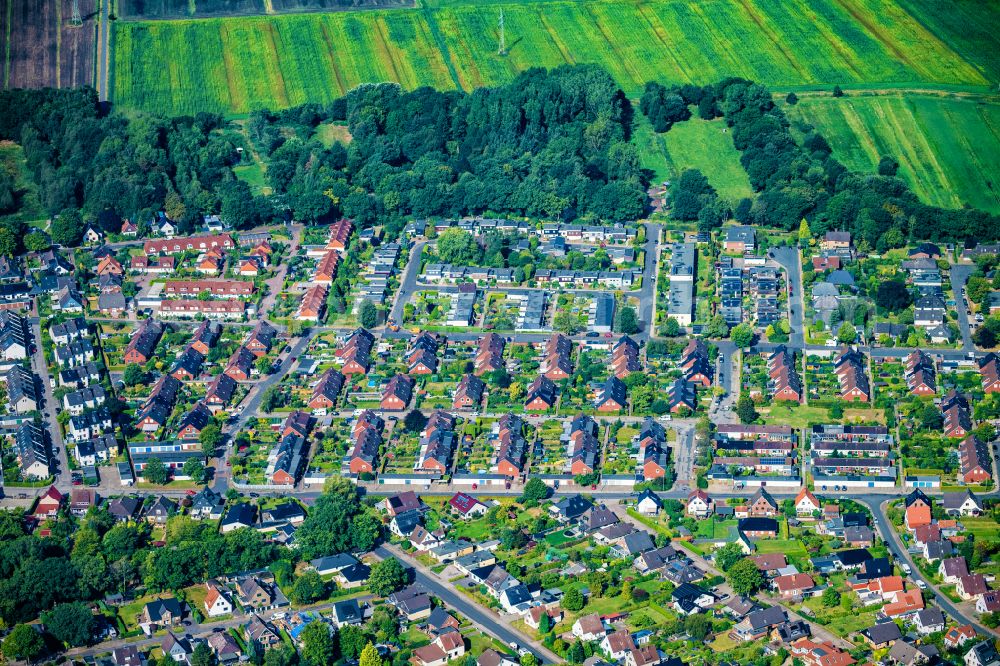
377,544,561,664
950,262,975,350
862,496,998,638
30,317,71,487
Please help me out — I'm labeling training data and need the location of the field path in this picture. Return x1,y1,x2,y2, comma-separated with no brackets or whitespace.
318,21,347,96
420,9,460,90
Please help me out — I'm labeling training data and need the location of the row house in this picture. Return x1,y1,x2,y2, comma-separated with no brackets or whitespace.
245,321,278,357
190,320,222,355
981,353,1000,393
74,433,119,467
170,346,205,381
416,411,457,474
63,385,107,416
55,339,96,368
381,374,415,411
314,250,341,284
681,339,713,387
160,299,246,320
453,373,485,410
423,264,516,285
905,350,937,396
812,457,893,475
124,318,164,364
714,437,795,458
667,377,697,413
525,375,557,411
715,456,797,476
942,390,973,438
163,279,254,299
541,333,573,380
15,422,50,479
408,331,440,375
144,233,234,256
768,345,802,402
474,333,505,376
639,417,670,480
348,410,384,475
6,365,37,413
224,347,256,381
611,335,642,379
958,435,993,484
834,346,870,402
295,284,328,322
566,414,600,475
49,317,88,346
493,414,526,477
337,327,375,375
308,368,344,414
326,218,354,251
68,407,114,444
177,403,213,441
204,373,237,412
810,439,891,458
595,375,628,412
136,375,182,435
130,255,177,274
716,424,796,442
533,268,639,289
266,433,308,486
60,362,102,389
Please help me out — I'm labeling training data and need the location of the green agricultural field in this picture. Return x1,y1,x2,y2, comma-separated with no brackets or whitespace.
111,0,999,116
788,94,1000,213
659,118,754,202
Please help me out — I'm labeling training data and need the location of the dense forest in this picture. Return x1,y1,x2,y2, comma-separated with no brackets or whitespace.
2,68,999,257
645,79,1000,248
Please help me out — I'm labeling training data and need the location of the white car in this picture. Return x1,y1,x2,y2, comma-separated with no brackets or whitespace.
916,580,927,589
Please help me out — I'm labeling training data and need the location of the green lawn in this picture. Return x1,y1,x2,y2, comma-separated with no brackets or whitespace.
959,517,1000,542
788,94,1000,213
659,118,753,202
110,0,997,116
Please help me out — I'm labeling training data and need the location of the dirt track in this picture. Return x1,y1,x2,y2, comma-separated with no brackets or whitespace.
2,0,95,90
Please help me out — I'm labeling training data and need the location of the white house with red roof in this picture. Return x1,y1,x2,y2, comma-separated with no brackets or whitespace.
33,486,64,519
448,493,488,520
795,489,821,517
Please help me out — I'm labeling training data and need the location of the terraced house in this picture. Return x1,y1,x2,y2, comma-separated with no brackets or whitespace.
493,414,526,478
768,345,802,402
540,333,573,380
566,414,600,476
124,318,164,364
337,327,375,375
348,410,383,475
680,338,713,387
474,333,505,376
834,346,870,402
905,350,937,396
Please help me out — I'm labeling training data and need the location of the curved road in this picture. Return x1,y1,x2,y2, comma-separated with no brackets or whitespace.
860,496,997,638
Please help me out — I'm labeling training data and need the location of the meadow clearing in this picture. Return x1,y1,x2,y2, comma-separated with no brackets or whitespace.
788,94,1000,214
110,0,999,116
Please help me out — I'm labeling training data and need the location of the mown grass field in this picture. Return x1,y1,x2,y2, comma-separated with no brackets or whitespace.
788,94,1000,213
660,118,754,202
111,0,998,116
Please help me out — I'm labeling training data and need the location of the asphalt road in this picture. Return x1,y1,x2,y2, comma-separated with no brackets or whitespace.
29,318,71,487
769,246,805,346
377,544,561,664
861,496,995,638
389,240,426,326
950,263,975,350
636,222,661,341
211,333,315,494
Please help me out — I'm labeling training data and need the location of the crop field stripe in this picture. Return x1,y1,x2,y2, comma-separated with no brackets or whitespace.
789,95,1000,214
732,0,808,81
109,0,1000,116
318,20,348,95
419,8,461,90
634,4,695,83
897,0,1000,84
